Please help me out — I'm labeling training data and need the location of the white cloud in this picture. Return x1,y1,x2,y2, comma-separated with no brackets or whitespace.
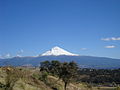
16,49,24,57
16,54,22,57
81,48,87,50
101,38,111,41
101,37,120,41
6,53,10,57
1,53,12,59
105,45,116,48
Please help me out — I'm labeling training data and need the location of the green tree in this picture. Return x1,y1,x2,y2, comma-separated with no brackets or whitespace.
50,60,61,76
59,61,79,90
40,60,79,90
40,61,51,73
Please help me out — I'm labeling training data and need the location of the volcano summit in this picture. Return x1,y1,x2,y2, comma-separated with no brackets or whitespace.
41,46,79,56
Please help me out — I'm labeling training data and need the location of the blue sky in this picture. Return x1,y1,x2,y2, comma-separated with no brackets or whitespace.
0,0,120,59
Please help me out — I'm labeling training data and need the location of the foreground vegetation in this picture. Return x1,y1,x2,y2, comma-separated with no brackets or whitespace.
0,60,120,90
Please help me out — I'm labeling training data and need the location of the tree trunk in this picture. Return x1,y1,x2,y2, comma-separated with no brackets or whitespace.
64,82,67,90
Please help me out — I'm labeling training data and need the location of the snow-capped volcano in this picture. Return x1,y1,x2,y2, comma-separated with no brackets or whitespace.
41,46,79,56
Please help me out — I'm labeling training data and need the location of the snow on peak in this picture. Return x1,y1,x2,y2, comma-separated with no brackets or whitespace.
41,46,79,56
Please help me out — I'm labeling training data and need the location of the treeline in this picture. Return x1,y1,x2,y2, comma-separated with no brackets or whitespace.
40,60,120,87
78,68,120,85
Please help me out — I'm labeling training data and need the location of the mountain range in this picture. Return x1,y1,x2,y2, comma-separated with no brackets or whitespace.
0,46,120,69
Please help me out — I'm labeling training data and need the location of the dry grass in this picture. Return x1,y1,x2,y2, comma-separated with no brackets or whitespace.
0,67,119,90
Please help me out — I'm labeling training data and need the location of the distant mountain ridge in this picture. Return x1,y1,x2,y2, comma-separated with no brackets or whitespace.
0,46,120,69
